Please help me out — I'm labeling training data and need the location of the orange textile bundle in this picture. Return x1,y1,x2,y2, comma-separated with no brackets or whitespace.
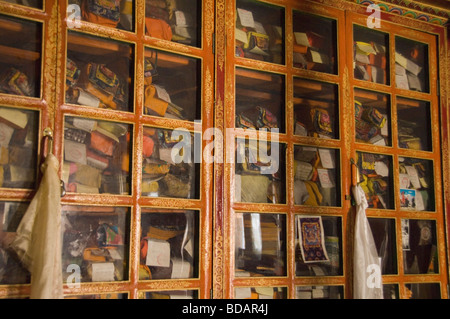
82,0,121,28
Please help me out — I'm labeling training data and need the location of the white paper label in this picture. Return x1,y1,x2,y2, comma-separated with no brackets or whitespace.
146,238,171,267
91,262,115,282
237,8,255,28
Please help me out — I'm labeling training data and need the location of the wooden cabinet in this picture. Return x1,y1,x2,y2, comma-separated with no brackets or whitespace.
0,0,448,299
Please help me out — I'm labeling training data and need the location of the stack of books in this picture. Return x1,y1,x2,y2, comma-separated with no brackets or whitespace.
353,41,387,84
0,107,37,189
62,117,130,194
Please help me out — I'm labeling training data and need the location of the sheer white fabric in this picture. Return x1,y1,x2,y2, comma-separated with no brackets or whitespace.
353,184,383,299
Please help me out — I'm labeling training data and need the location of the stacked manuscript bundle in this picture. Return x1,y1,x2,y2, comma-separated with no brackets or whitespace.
235,7,282,62
293,31,332,73
62,117,130,194
293,146,338,207
353,41,387,84
0,107,38,189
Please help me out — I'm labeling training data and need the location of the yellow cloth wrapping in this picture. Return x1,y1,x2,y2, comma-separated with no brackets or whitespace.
11,154,63,299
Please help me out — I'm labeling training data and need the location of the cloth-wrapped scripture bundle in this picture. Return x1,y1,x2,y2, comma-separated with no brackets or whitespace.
0,68,33,96
82,0,121,28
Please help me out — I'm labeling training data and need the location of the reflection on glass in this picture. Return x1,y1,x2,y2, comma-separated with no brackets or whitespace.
294,146,340,207
296,216,342,277
354,89,390,146
296,285,343,299
65,31,134,112
236,68,285,133
395,37,429,93
399,157,434,211
294,78,338,139
0,106,39,189
353,25,389,85
140,290,198,299
397,98,431,151
140,209,198,280
235,0,285,64
0,201,30,285
61,206,130,283
368,218,397,274
235,287,287,299
63,116,132,195
0,15,42,98
68,0,134,31
235,213,286,277
356,152,394,209
143,48,201,121
2,0,43,8
145,0,201,47
235,138,285,204
383,284,399,299
141,127,199,199
402,219,438,274
293,11,337,74
405,283,440,299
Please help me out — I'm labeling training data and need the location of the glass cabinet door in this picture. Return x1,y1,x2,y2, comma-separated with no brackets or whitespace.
348,10,446,299
54,0,214,299
221,0,347,299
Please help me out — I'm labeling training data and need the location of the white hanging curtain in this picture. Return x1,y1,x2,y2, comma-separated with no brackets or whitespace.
352,184,383,299
11,153,63,299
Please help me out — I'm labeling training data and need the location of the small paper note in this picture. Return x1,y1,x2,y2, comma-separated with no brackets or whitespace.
317,168,335,188
146,238,171,267
405,165,421,189
92,262,115,282
64,139,87,165
318,148,335,169
237,8,255,28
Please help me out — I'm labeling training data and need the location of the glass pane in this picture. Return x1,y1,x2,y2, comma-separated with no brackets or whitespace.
65,31,134,112
235,213,286,277
368,218,397,274
405,283,440,299
236,68,285,133
2,0,43,8
354,89,391,146
294,146,340,207
139,290,198,299
141,127,199,199
235,0,285,64
294,78,338,139
0,15,42,98
356,152,394,209
395,37,429,93
140,209,199,280
0,201,30,285
292,11,337,74
0,106,39,190
399,157,434,211
235,139,286,204
143,48,201,121
402,219,438,274
296,285,343,299
145,0,201,47
383,284,399,299
68,0,134,31
61,206,130,283
353,25,389,85
63,116,132,195
234,287,287,299
296,216,342,276
397,98,431,151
